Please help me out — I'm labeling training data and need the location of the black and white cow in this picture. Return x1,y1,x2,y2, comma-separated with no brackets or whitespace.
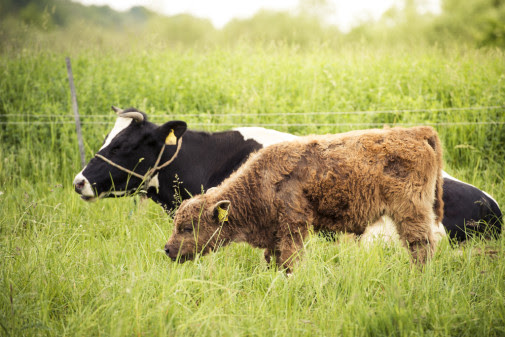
74,106,298,208
441,172,502,241
73,107,503,242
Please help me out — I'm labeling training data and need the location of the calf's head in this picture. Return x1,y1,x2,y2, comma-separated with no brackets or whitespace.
73,106,187,201
165,196,231,262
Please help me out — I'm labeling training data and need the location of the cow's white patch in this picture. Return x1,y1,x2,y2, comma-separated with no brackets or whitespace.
147,173,160,193
234,127,299,148
360,216,399,244
360,216,447,246
73,169,95,198
442,170,499,206
99,117,133,151
432,221,447,245
73,168,136,200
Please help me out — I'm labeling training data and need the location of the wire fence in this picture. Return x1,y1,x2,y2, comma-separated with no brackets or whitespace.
1,105,504,119
1,121,505,126
1,105,503,127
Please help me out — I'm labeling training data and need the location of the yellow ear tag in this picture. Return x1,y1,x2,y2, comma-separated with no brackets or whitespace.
217,206,229,222
165,129,177,145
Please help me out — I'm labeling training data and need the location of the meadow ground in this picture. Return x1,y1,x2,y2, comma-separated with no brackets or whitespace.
1,44,504,336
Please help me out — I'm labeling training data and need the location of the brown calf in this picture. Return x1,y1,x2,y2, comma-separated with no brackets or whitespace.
165,126,444,272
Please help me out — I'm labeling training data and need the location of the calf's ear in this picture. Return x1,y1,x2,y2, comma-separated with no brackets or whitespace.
213,200,231,223
157,121,187,145
206,187,217,194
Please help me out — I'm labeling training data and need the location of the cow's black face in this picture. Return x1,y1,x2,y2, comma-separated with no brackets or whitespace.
73,107,187,201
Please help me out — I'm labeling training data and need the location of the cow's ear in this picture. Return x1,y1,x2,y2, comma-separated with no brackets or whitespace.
157,121,187,145
213,200,231,223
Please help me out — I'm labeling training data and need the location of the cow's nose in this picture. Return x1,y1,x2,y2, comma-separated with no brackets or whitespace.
74,179,86,192
164,246,170,256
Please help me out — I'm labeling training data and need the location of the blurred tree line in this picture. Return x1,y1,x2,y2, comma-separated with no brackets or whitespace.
348,0,505,47
0,0,504,50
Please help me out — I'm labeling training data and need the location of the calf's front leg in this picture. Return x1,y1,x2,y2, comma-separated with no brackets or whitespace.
264,248,278,265
275,224,308,274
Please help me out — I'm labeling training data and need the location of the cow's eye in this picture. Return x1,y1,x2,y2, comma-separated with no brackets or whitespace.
183,227,193,233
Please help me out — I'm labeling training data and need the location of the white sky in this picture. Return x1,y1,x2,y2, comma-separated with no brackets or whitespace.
74,0,440,31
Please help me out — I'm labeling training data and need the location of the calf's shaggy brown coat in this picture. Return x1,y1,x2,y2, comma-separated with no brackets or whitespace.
165,126,444,272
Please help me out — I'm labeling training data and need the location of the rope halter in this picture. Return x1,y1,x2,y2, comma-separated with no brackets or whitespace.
95,129,183,195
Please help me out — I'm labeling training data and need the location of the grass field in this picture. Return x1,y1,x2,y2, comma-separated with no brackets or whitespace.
1,44,505,336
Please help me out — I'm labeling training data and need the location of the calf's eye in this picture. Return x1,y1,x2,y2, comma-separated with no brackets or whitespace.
183,227,193,233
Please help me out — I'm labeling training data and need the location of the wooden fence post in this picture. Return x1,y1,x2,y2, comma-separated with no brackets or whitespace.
65,57,86,169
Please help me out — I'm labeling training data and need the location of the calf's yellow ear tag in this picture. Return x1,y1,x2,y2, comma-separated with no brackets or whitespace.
217,206,229,222
165,129,177,145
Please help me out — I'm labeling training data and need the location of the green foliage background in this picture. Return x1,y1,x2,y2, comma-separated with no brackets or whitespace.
0,0,504,336
1,0,505,49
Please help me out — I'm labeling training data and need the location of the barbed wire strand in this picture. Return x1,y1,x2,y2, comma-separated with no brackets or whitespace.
0,105,503,119
1,121,504,126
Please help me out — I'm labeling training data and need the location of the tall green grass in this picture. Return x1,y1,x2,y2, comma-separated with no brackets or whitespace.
1,45,504,187
1,44,504,336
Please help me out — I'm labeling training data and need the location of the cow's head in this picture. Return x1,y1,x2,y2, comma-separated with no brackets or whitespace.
164,195,231,262
73,106,187,201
